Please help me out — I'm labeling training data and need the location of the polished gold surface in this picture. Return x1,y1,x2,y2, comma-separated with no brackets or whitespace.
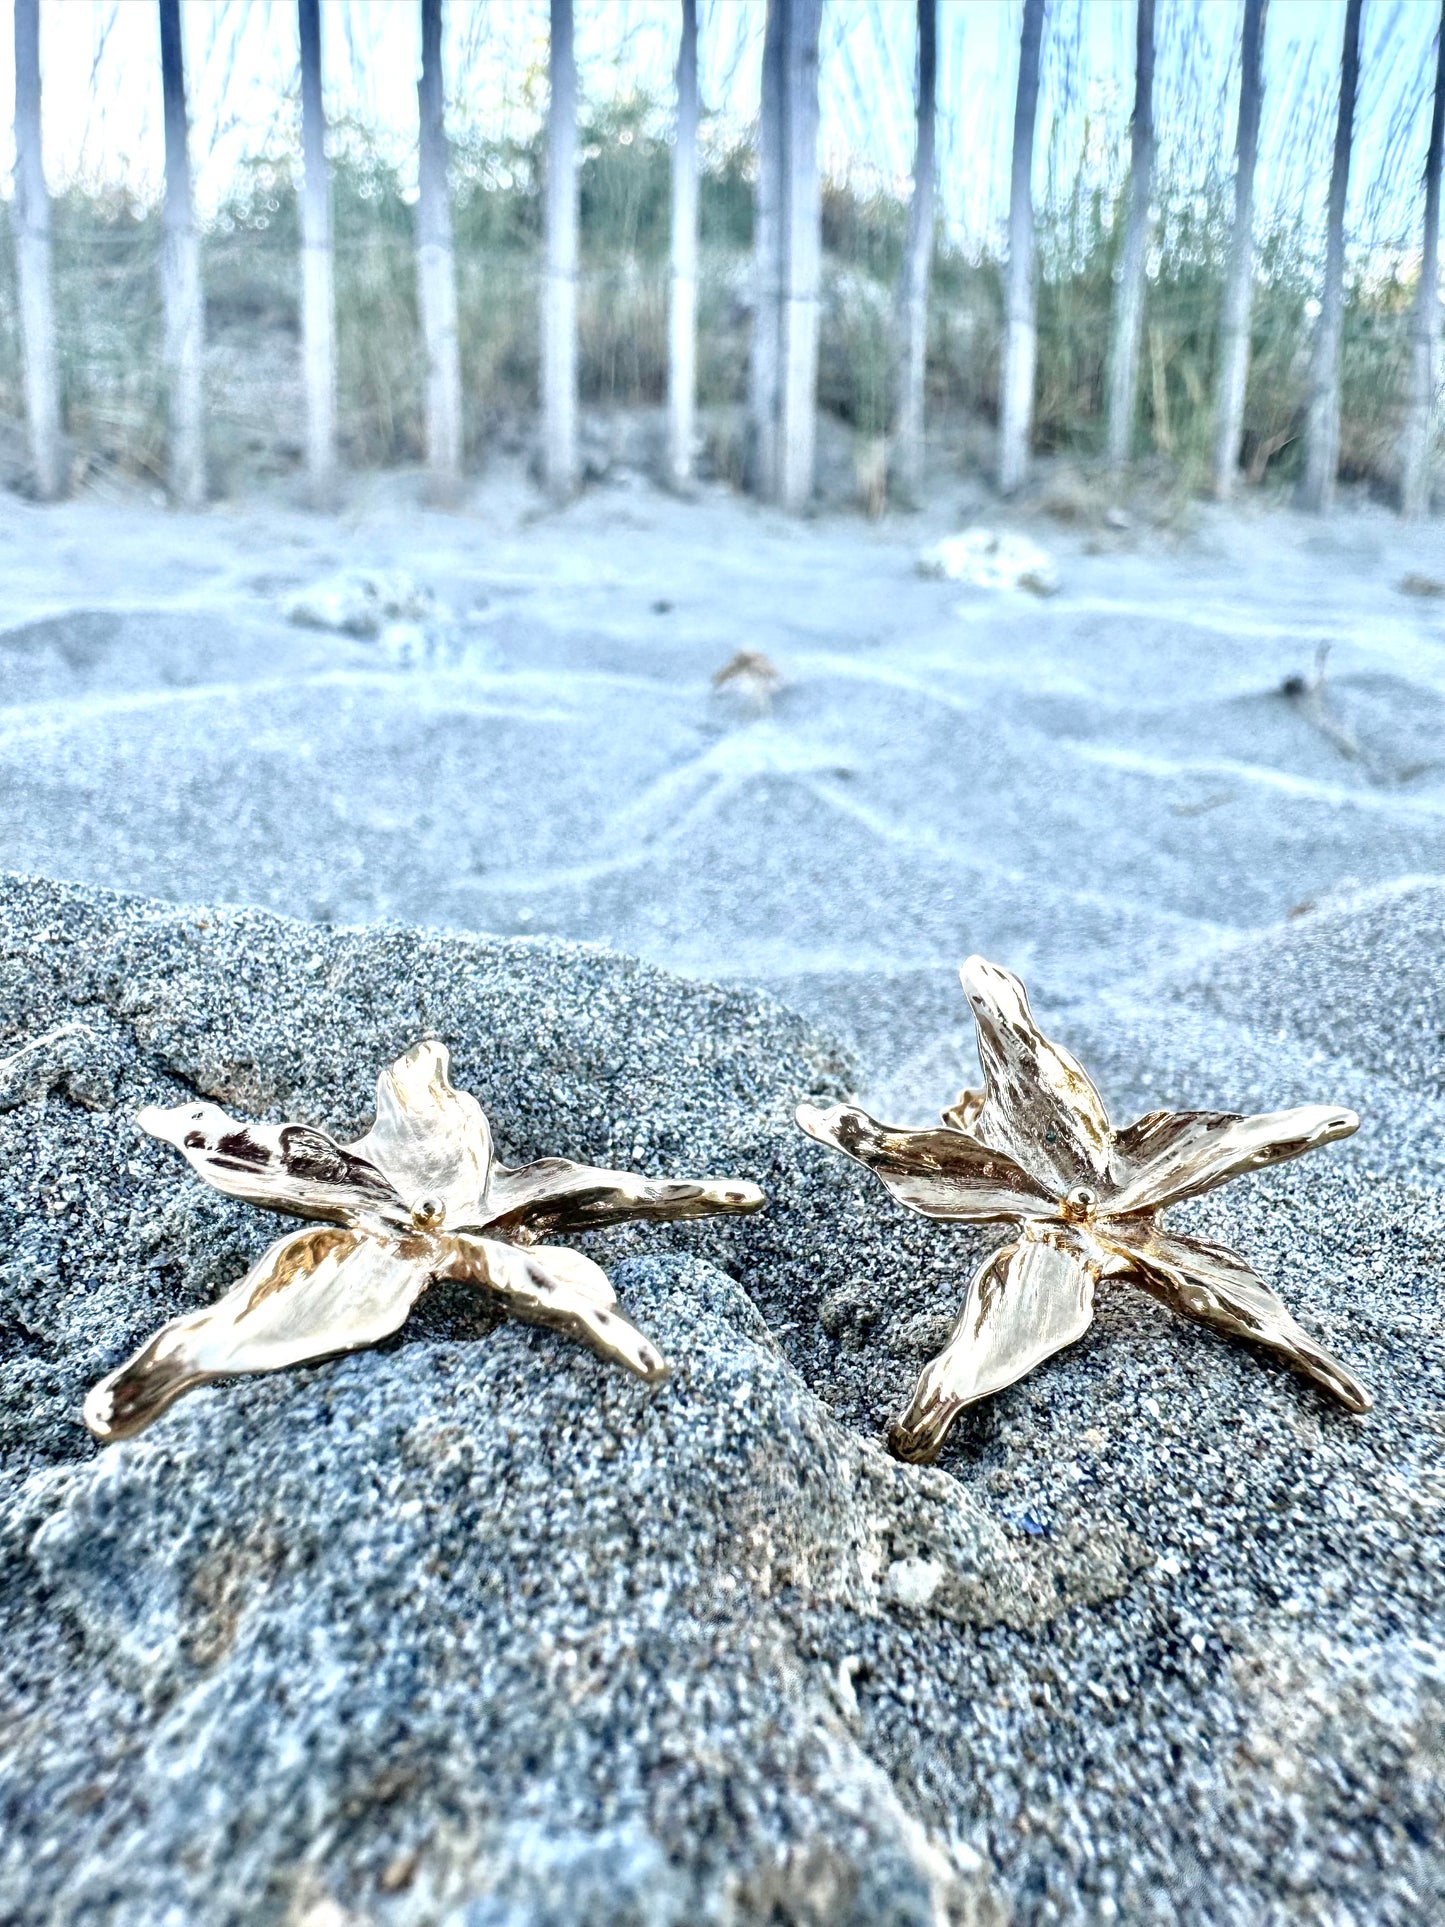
85,1040,766,1441
798,956,1369,1463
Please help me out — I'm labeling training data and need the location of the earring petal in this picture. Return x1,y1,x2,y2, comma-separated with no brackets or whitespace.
441,1234,669,1382
797,1102,1055,1222
347,1039,493,1224
84,1225,438,1441
940,1087,985,1133
1105,1105,1358,1217
1102,1218,1371,1413
959,957,1114,1193
138,1101,408,1229
889,1234,1098,1463
480,1156,765,1240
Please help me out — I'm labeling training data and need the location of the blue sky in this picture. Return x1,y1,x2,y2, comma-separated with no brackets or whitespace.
2,2,1439,256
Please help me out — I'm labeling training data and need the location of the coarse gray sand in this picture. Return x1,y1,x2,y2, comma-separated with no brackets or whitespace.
0,866,1441,1927
1,468,1443,1119
1,468,1443,1924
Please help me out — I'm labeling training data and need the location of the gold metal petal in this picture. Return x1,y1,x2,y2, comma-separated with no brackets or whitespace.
1102,1218,1372,1413
1104,1105,1360,1217
796,1101,1055,1223
138,1101,409,1229
889,1231,1099,1463
940,1087,985,1133
441,1234,669,1381
347,1039,493,1226
959,956,1112,1193
801,955,1370,1436
83,1225,438,1442
480,1156,766,1240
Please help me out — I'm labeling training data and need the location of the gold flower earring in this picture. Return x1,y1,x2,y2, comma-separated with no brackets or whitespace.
798,956,1368,1464
86,1039,765,1442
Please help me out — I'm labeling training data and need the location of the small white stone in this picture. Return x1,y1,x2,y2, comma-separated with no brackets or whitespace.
887,1556,945,1610
918,527,1060,596
834,1655,862,1721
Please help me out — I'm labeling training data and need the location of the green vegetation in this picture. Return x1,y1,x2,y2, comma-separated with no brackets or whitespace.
0,87,1423,497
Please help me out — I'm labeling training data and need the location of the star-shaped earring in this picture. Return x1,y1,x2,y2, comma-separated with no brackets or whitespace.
798,958,1369,1464
86,1040,766,1442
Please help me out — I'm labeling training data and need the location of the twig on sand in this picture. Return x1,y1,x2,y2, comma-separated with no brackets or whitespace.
1279,643,1359,762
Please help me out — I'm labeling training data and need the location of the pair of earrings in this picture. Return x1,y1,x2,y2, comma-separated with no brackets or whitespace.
84,957,1370,1461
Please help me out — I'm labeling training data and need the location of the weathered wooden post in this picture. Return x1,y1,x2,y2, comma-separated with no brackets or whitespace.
298,0,337,506
893,0,937,505
1106,0,1155,473
998,0,1046,496
667,0,700,491
417,0,463,500
543,0,580,502
1300,0,1363,514
12,0,62,500
748,0,822,511
159,0,206,507
1400,0,1445,519
1213,0,1268,501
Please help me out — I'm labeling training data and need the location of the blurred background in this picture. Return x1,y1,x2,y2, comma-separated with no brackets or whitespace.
0,0,1440,495
0,0,1443,1115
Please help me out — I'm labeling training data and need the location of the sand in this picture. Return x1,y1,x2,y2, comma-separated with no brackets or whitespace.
1,461,1443,1924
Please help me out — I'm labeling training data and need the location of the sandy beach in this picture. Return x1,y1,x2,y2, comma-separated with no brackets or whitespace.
2,464,1444,1924
2,461,1443,1112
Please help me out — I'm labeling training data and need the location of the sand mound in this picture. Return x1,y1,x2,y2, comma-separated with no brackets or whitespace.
2,875,1440,1924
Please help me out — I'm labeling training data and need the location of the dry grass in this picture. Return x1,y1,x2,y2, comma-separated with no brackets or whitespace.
0,87,1430,502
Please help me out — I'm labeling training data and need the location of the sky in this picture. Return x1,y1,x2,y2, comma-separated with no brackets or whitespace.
0,1,1439,256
